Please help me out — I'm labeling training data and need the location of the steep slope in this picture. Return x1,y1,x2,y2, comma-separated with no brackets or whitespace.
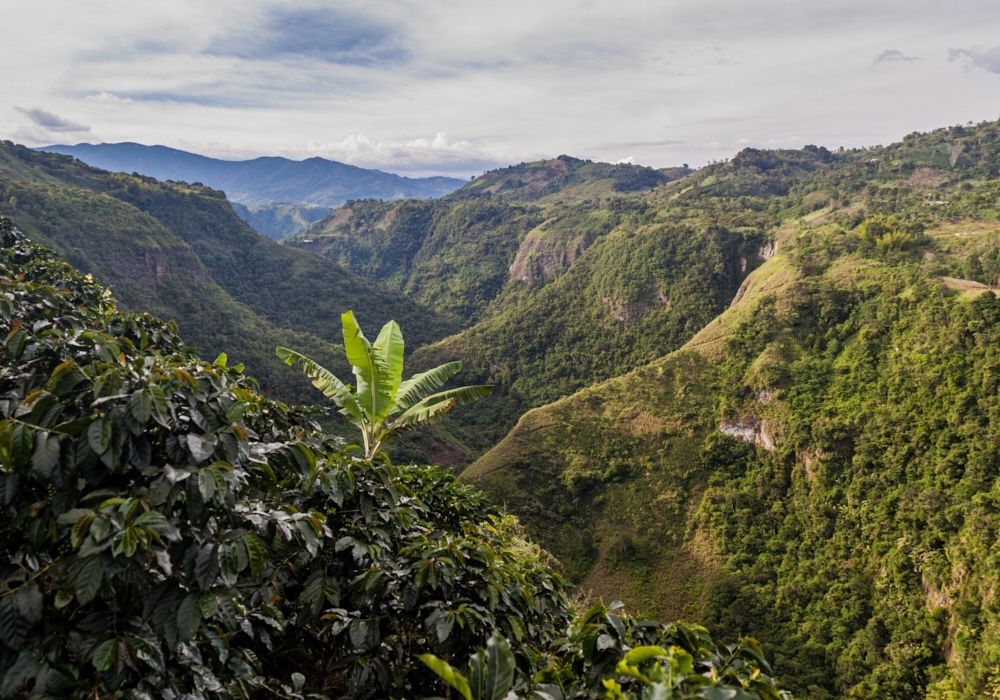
231,202,333,240
0,141,458,405
401,150,832,457
291,198,544,324
463,120,1000,699
99,172,459,351
39,142,466,205
0,173,341,403
288,157,692,325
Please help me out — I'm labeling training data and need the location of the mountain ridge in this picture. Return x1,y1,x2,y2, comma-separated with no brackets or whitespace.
460,120,1000,698
37,141,467,206
0,141,458,411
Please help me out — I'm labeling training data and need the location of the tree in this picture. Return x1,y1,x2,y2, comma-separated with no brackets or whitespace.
277,312,492,459
0,220,566,698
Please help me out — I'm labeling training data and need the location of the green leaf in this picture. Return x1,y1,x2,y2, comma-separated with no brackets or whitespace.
436,612,454,644
31,431,60,477
92,638,117,671
199,592,218,619
194,543,219,589
116,528,139,557
148,384,170,423
623,645,669,665
243,532,266,580
275,347,363,424
394,361,463,411
391,385,494,432
349,618,369,649
177,594,201,641
341,311,394,423
75,555,104,605
130,388,152,425
10,423,33,469
14,583,42,624
372,319,404,399
419,654,473,700
232,537,250,572
197,469,217,503
296,519,320,557
213,352,227,369
6,328,26,359
483,634,515,700
87,418,111,455
54,587,74,609
186,433,217,463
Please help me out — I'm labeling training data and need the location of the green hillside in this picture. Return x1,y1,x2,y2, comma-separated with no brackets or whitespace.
401,149,838,459
0,142,457,405
290,198,543,324
463,121,1000,698
288,157,691,325
458,155,693,205
231,202,333,240
0,217,786,700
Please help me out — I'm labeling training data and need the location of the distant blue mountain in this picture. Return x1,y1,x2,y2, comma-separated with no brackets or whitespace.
38,142,467,207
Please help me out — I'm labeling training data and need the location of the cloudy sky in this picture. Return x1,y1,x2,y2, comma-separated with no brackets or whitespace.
3,0,1000,176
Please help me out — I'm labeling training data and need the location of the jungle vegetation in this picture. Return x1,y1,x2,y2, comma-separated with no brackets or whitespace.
463,120,1000,699
0,141,458,410
8,116,1000,699
0,220,783,699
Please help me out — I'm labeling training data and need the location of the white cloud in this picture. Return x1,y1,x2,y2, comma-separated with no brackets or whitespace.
87,92,134,103
2,0,1000,175
301,132,521,176
873,49,920,63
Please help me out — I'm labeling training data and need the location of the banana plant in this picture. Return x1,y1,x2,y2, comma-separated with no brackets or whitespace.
277,311,493,460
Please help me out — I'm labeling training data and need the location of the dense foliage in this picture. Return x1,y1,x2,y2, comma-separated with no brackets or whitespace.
0,142,458,408
0,221,784,699
13,116,1000,698
465,119,1000,699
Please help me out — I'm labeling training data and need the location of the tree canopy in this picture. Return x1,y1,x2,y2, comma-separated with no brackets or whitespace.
0,218,784,698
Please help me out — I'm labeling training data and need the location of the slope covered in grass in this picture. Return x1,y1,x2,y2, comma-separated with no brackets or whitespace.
464,120,1000,699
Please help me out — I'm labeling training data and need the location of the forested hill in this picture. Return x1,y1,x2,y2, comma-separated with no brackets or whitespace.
0,141,458,404
7,113,1000,698
463,121,1000,698
287,156,694,325
0,218,787,699
38,142,467,206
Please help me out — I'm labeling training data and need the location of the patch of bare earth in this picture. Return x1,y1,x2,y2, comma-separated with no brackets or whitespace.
905,167,951,189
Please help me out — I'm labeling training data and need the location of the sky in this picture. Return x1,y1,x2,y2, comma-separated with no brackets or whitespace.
3,0,1000,177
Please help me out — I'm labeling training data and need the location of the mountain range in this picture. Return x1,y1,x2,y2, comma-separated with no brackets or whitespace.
6,121,1000,698
38,142,467,208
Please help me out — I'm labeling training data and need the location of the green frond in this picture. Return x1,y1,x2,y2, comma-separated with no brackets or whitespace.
394,361,463,410
275,346,363,424
341,311,395,422
389,385,493,432
373,319,405,397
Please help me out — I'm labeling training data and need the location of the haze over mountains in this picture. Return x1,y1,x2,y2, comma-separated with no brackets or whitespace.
39,142,467,207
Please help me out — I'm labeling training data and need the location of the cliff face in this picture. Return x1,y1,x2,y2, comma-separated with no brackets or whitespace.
508,225,598,283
